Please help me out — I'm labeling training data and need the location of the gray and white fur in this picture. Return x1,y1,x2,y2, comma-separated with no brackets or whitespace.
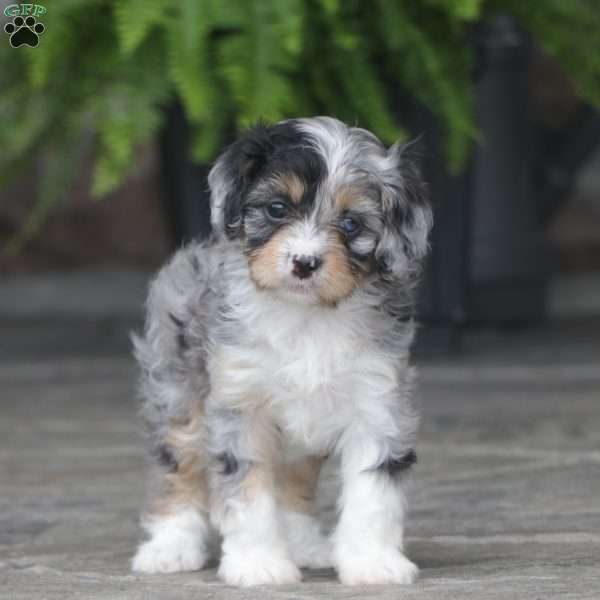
131,117,432,586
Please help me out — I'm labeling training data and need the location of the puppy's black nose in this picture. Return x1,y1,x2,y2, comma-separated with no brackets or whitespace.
292,255,322,279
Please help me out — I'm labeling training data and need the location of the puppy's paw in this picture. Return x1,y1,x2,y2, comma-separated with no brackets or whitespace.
132,508,209,574
336,548,418,585
218,552,302,586
132,535,207,574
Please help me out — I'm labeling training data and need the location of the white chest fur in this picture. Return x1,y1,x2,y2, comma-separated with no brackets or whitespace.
212,289,401,453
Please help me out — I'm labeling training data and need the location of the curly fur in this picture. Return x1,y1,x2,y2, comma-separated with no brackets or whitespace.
131,117,432,586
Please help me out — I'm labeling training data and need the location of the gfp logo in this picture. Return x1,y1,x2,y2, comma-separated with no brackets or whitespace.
4,4,47,48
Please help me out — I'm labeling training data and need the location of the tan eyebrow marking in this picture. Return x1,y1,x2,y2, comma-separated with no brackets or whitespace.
334,184,368,211
271,173,305,204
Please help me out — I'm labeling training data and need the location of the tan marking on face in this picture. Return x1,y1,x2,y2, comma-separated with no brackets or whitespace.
248,221,362,304
278,455,325,514
247,226,289,290
318,233,361,304
272,173,305,204
334,184,368,211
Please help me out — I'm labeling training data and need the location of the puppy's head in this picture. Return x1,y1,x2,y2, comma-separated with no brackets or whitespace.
209,117,432,305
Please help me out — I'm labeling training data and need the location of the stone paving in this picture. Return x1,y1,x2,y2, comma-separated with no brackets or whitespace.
1,324,600,599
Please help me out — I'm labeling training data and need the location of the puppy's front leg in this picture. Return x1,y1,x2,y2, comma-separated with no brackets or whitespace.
333,437,418,585
208,407,300,587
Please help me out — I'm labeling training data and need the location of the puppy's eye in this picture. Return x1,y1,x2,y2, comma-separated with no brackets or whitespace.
340,216,361,237
266,201,288,220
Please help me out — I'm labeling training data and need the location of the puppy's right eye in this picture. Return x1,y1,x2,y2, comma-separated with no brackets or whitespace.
266,201,288,220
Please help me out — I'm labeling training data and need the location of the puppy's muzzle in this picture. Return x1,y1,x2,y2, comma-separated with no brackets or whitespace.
291,254,322,279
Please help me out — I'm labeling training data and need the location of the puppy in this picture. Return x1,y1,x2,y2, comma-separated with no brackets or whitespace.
131,117,432,586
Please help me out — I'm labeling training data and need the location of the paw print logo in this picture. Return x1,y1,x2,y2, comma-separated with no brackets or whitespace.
4,15,45,48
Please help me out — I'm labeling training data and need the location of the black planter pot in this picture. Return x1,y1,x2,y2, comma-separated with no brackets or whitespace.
404,102,470,354
160,103,213,244
466,15,554,324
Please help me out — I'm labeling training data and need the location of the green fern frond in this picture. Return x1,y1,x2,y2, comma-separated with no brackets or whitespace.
422,0,483,22
166,0,218,124
374,0,476,170
3,0,600,235
92,86,163,196
337,48,404,143
114,0,165,54
218,0,303,126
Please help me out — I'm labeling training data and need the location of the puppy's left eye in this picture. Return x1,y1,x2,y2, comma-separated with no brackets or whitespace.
266,201,288,220
340,216,361,236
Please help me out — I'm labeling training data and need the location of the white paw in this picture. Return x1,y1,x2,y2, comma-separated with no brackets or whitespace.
132,508,209,574
336,548,418,585
218,552,302,586
132,535,207,574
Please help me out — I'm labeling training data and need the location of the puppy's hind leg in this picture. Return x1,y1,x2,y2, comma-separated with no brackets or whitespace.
132,408,212,574
131,246,215,574
279,456,332,569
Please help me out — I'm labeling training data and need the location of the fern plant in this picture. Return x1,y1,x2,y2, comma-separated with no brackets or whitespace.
2,0,600,248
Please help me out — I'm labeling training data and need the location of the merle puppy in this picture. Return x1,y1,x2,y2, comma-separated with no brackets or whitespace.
131,117,432,586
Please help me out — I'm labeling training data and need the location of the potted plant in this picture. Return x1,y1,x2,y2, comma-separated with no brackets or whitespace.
2,1,600,332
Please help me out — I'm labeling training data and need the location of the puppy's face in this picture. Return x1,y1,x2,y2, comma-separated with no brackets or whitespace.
243,167,382,305
209,117,431,305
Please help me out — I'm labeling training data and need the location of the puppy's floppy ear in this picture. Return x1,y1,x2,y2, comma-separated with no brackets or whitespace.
208,124,275,239
375,142,432,280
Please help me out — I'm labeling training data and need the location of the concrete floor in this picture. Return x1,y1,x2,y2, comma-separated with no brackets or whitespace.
1,317,599,600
